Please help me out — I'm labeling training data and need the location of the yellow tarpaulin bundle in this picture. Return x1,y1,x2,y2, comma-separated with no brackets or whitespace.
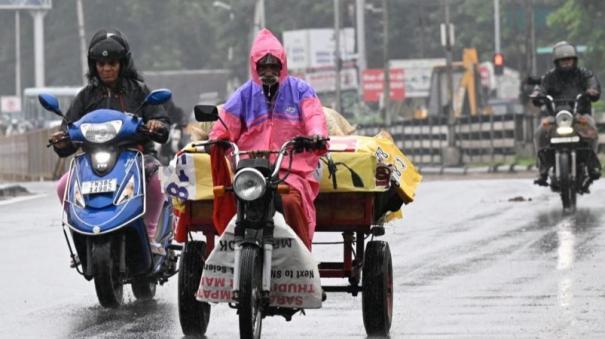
161,135,421,207
320,135,421,204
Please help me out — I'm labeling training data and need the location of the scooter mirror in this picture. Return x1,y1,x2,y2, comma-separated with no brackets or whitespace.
144,89,172,106
194,105,219,122
38,94,65,118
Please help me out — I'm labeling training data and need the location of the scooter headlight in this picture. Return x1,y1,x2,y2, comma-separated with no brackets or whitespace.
115,176,136,205
91,151,116,173
94,151,111,165
233,168,266,201
555,110,574,135
80,120,122,143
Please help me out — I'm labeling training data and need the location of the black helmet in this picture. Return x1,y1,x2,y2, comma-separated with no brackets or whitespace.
552,41,577,64
87,30,130,62
86,29,141,83
88,36,127,61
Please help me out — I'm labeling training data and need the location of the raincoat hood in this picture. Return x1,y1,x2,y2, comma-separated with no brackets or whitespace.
249,29,288,85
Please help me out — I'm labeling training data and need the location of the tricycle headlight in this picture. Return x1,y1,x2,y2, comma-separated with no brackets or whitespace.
233,168,266,201
555,110,574,135
80,120,122,143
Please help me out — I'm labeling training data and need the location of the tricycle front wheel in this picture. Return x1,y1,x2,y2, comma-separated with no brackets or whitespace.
238,245,263,339
362,240,393,336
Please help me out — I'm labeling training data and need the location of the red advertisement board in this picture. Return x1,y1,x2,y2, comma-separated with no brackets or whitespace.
361,68,405,102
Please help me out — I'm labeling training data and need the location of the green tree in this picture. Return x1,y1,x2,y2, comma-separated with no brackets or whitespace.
548,0,605,76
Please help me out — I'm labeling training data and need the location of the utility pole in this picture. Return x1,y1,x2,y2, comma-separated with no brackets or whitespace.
15,11,21,97
528,0,537,74
334,0,342,113
76,0,87,85
442,0,460,165
382,0,390,125
444,1,454,122
494,0,501,96
355,0,366,73
253,0,265,36
31,10,47,87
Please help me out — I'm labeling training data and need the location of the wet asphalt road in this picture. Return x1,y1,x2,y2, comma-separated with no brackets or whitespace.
0,178,604,338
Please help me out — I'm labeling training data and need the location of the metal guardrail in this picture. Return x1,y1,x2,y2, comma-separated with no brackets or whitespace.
0,115,603,179
357,113,604,166
0,128,67,180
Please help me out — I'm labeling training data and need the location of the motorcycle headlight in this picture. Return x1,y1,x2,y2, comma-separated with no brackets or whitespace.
233,168,266,201
80,120,123,143
115,176,136,205
555,110,574,135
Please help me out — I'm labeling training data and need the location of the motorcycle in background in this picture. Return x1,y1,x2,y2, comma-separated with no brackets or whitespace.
537,94,598,212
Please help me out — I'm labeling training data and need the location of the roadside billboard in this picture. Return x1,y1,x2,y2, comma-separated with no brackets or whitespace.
293,67,358,93
361,69,405,102
1,96,21,113
0,0,51,9
283,28,356,70
389,59,445,98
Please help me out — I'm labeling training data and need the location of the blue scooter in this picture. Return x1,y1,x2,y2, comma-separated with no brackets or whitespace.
40,89,179,308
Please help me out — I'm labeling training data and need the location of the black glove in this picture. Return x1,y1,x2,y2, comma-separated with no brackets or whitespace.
529,93,546,106
585,88,600,101
293,135,328,153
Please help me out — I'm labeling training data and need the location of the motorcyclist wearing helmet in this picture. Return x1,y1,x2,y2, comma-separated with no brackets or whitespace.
51,28,170,253
531,41,602,187
209,29,329,249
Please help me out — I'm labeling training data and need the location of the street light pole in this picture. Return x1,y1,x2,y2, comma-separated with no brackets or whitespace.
76,0,87,85
382,0,390,125
444,1,454,123
253,0,265,36
334,0,342,113
494,0,501,54
355,0,366,73
31,10,47,87
15,11,21,97
442,0,460,166
494,0,501,97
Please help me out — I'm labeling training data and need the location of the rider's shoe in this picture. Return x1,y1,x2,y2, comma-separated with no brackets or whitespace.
588,167,601,181
150,241,166,256
533,174,548,186
321,289,327,302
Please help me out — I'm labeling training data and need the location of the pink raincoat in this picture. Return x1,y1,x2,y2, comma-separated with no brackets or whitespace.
209,28,328,241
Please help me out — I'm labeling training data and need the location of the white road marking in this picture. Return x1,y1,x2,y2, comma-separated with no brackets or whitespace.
0,194,47,206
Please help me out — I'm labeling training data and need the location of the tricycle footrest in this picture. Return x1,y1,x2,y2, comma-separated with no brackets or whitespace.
322,285,362,294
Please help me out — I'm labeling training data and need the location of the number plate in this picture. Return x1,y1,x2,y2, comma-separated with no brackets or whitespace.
550,136,580,144
81,179,118,194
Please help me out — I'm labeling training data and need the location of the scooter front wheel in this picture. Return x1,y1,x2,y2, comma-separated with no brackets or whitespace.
92,238,124,308
131,277,156,300
238,245,263,339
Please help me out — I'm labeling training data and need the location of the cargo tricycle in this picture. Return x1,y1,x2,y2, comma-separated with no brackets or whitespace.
162,106,421,338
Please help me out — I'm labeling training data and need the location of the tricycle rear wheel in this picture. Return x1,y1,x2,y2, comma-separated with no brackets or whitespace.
178,240,211,336
362,240,393,336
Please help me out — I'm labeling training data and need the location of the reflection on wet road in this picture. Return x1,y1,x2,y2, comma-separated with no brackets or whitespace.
1,179,604,338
